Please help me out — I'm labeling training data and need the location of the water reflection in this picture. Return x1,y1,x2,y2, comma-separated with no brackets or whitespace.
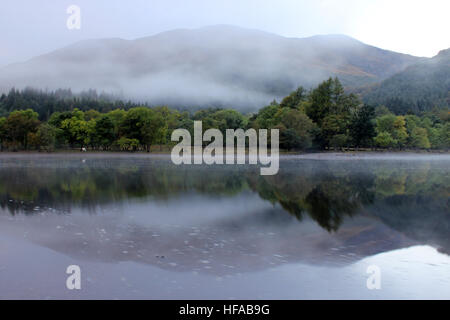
0,154,448,275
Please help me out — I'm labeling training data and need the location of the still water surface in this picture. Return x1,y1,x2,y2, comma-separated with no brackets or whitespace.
0,153,449,299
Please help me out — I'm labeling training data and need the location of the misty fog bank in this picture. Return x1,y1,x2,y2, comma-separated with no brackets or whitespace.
0,25,421,110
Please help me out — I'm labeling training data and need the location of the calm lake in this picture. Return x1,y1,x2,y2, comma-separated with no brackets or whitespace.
0,153,449,299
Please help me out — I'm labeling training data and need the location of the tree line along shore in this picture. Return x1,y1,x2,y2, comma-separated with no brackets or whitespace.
0,78,448,152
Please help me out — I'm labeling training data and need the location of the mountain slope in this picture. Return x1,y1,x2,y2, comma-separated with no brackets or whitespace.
0,25,420,110
363,48,450,113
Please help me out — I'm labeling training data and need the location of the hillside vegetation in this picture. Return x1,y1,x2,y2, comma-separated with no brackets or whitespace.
0,78,448,152
363,49,450,113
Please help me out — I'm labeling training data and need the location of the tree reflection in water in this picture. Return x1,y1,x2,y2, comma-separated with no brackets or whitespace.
0,156,448,253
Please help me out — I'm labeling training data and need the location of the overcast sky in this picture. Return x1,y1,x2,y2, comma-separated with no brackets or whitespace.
0,0,449,66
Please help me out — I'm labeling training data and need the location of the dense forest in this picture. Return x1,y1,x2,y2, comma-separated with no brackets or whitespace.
362,48,450,114
0,78,448,152
0,88,143,119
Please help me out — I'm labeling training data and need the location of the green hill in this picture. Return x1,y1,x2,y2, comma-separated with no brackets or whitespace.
363,49,450,114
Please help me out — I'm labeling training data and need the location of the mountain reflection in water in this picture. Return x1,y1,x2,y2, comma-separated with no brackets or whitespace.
0,154,448,276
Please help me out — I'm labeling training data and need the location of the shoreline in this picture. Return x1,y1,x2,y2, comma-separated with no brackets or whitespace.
0,150,449,160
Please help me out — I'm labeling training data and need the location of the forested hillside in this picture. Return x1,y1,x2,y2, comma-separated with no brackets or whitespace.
363,48,450,114
0,88,143,119
1,78,448,152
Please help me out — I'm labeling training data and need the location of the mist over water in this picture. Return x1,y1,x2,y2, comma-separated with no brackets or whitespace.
1,0,449,302
0,153,448,299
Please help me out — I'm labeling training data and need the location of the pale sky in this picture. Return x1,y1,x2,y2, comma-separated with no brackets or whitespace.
0,0,449,66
